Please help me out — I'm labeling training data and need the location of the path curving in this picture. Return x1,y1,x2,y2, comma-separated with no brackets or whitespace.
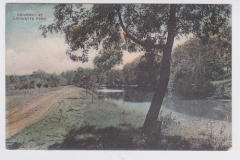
6,86,79,138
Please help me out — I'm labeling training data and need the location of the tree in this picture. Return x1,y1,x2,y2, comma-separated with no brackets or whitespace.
172,37,231,80
122,59,138,86
105,69,123,88
43,83,49,88
36,83,42,93
6,75,16,95
72,68,97,98
171,36,231,98
88,73,98,103
60,70,75,85
40,4,231,141
18,76,30,97
131,52,162,91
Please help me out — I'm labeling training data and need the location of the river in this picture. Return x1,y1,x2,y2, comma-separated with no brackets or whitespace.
98,88,232,139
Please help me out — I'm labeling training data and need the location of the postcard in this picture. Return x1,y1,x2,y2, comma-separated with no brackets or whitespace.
5,3,232,151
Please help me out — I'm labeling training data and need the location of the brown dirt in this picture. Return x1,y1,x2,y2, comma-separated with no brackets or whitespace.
6,86,78,138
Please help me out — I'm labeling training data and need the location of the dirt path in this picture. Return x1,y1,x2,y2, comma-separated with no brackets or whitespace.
6,86,79,138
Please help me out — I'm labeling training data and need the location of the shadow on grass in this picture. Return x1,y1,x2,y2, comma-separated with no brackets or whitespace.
47,125,230,150
7,142,22,150
48,125,139,150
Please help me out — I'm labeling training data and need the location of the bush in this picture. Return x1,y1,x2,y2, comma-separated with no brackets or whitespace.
172,65,216,98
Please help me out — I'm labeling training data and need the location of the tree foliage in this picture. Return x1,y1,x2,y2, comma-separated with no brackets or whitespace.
171,37,231,98
121,52,162,91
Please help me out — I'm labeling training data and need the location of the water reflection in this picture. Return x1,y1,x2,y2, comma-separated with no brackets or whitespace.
98,88,154,102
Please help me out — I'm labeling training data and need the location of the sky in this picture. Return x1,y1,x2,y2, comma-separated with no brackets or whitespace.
5,3,190,75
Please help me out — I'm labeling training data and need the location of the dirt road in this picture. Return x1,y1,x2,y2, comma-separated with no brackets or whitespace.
6,86,79,138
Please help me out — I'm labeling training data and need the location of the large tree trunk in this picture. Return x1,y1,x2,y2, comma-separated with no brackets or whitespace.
142,5,177,143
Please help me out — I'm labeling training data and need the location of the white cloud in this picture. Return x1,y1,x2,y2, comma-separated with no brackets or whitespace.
6,36,95,75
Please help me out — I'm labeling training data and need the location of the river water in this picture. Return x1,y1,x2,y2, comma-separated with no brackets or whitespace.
98,88,232,139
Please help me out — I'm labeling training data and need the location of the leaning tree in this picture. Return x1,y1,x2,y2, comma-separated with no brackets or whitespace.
40,4,231,138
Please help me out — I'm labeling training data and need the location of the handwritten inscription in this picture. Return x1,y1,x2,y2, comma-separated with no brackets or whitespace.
13,13,46,20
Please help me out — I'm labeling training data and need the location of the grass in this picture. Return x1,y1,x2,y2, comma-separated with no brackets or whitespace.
81,99,145,129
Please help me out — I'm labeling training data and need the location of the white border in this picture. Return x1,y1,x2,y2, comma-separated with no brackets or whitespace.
1,0,240,160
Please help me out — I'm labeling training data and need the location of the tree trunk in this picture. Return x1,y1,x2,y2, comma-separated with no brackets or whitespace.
24,89,26,97
142,4,177,142
92,87,94,103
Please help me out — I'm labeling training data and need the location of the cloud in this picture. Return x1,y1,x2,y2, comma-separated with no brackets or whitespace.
6,36,95,75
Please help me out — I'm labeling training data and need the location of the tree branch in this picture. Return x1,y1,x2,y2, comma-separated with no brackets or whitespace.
117,12,165,50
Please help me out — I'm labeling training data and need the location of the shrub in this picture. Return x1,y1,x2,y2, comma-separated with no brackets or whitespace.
172,65,216,98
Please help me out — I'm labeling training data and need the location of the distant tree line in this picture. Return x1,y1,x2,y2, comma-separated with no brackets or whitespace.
6,70,67,96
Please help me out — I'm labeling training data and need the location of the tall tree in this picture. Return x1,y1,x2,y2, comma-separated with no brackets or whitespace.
40,4,231,139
